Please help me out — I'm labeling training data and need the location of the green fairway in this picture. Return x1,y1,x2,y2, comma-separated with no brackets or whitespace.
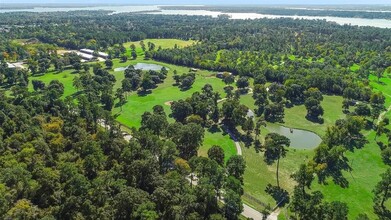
199,127,237,162
111,59,226,128
124,38,196,49
308,74,391,219
312,130,387,219
242,144,313,209
239,93,344,136
123,38,196,57
282,95,344,136
370,73,391,106
28,69,78,98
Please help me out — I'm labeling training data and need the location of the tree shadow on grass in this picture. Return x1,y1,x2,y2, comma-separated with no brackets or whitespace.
180,86,193,92
208,124,222,134
137,90,152,97
265,184,290,207
374,80,386,86
71,70,81,74
70,91,83,98
305,115,324,124
114,101,128,108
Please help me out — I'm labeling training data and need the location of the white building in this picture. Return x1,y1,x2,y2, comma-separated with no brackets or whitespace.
80,48,94,54
80,49,109,59
76,52,94,61
98,52,109,59
7,63,16,68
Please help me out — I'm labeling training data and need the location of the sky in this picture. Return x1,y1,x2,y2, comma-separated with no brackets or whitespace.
2,0,391,5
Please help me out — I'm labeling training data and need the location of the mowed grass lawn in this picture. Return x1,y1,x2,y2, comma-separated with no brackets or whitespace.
199,127,237,162
370,73,391,107
239,91,388,219
111,59,224,128
28,69,78,98
310,74,391,219
123,38,196,57
242,145,314,210
124,38,196,49
311,130,388,219
240,94,344,137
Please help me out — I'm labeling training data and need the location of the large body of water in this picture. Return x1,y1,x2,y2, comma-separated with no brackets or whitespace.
1,5,390,28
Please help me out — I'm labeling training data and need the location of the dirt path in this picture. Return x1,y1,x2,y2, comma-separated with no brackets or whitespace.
377,104,391,125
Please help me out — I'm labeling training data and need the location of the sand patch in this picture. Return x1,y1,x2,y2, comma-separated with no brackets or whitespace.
164,101,173,106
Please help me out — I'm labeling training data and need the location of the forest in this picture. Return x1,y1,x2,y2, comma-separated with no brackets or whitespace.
160,5,391,19
0,10,391,220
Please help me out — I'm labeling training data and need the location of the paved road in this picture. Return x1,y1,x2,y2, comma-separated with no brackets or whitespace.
243,203,265,219
223,126,278,220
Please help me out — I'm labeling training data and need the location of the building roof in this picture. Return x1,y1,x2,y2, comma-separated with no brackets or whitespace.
217,72,232,75
98,52,109,57
76,52,94,60
7,63,16,68
80,48,94,54
247,109,255,118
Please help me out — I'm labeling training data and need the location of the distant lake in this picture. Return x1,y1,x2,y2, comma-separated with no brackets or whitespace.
1,5,390,28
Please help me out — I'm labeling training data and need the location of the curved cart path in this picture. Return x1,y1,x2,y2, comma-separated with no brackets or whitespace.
223,125,278,220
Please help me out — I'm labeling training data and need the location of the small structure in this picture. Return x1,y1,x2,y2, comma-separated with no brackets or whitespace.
6,62,25,69
80,49,108,59
247,109,255,118
190,68,199,72
7,62,16,69
98,52,109,59
216,72,232,78
80,48,94,54
76,52,94,61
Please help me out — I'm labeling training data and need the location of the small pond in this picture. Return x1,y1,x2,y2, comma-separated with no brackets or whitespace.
266,124,322,150
114,63,168,72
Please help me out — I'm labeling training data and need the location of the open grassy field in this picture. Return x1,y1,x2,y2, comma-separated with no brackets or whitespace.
123,38,196,57
242,144,314,210
370,73,391,106
239,93,344,136
311,130,388,219
282,96,344,136
199,127,237,162
28,69,78,98
111,59,225,127
124,38,196,49
306,73,391,219
236,85,388,219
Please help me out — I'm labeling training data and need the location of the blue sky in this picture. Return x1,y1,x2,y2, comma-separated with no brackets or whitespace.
2,0,391,4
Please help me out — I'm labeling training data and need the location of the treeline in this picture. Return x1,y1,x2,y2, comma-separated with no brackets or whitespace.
1,12,390,62
160,5,391,19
